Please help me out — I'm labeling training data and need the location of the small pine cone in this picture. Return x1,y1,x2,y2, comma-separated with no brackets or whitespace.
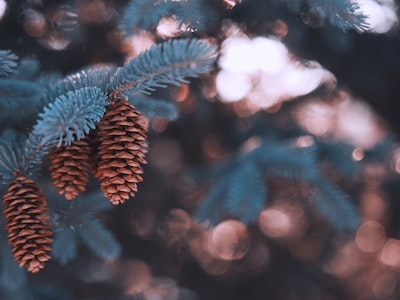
3,173,53,273
48,137,92,200
95,98,148,205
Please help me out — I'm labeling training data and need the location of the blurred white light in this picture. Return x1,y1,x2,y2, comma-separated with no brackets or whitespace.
216,33,336,110
219,36,257,73
209,219,249,260
335,98,385,148
156,17,181,39
251,37,288,73
253,61,335,108
216,69,253,102
122,31,155,60
280,61,335,97
224,0,241,9
355,220,386,253
259,208,291,238
293,100,335,136
356,0,398,33
0,0,7,20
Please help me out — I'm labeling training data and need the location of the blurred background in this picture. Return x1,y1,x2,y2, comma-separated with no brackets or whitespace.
1,0,400,299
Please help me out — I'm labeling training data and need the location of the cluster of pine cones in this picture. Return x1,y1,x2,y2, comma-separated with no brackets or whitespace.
49,97,148,205
2,97,148,273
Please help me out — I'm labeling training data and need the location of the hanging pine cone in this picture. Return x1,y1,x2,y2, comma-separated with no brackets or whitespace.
48,137,92,200
3,172,53,273
95,98,148,205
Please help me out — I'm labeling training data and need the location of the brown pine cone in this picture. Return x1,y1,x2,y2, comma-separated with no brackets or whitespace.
48,137,92,200
3,173,53,273
95,98,148,205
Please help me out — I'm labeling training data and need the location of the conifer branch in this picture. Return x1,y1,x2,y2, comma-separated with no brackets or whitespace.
307,0,369,32
48,189,119,264
75,217,121,259
250,140,319,181
195,138,360,229
279,0,369,32
120,0,177,34
224,162,267,224
23,87,107,179
51,230,78,265
11,58,40,80
0,78,44,130
196,159,267,225
128,95,179,121
317,141,360,176
44,66,115,104
0,50,18,78
0,131,26,185
0,230,27,289
109,39,217,96
0,79,42,109
195,174,230,224
120,0,210,35
24,133,56,180
34,87,108,146
309,178,360,230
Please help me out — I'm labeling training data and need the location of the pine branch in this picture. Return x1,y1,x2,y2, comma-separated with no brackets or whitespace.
11,58,40,80
120,0,177,34
0,72,62,129
195,136,361,229
0,50,18,78
364,136,396,164
173,0,211,32
75,217,121,260
109,38,217,96
0,130,26,185
48,189,117,264
309,178,359,230
317,140,360,176
0,79,42,110
278,0,369,32
0,78,44,129
128,94,179,121
47,189,114,222
225,162,267,224
51,230,78,265
24,132,56,180
120,0,210,35
196,160,267,224
306,0,369,32
36,72,63,90
23,87,107,179
250,141,319,181
33,87,108,146
44,66,115,104
0,229,27,289
195,176,230,225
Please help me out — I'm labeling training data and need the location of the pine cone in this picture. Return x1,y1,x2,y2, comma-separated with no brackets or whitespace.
95,98,148,205
48,137,92,200
3,173,53,273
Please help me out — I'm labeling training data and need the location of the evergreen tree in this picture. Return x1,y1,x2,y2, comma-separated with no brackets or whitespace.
0,0,399,299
